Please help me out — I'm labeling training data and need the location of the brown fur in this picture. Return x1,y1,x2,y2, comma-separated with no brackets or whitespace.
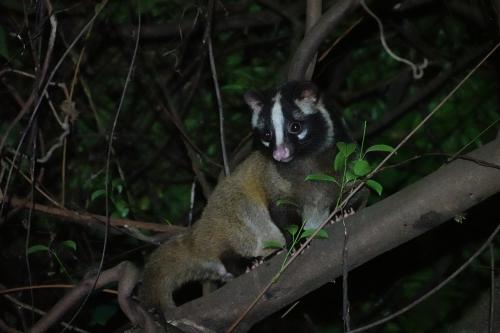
140,82,359,314
141,151,291,310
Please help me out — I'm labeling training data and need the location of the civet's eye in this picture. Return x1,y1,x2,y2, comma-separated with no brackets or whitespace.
263,130,272,142
289,122,302,134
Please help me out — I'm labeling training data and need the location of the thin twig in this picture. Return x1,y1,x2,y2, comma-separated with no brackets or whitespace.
206,0,230,176
158,89,222,169
26,109,38,326
3,293,89,333
450,117,500,160
25,2,58,320
347,221,500,333
2,155,62,207
0,0,110,225
0,284,118,296
280,300,300,319
160,103,213,198
489,243,495,333
377,152,500,173
60,3,138,330
318,17,363,62
0,194,185,234
361,0,428,79
0,0,57,154
1,154,185,236
342,216,351,332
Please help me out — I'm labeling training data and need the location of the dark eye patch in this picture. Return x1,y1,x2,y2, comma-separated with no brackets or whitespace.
288,122,302,134
262,129,272,142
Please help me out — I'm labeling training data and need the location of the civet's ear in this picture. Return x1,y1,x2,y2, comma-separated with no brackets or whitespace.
244,91,264,115
297,81,319,104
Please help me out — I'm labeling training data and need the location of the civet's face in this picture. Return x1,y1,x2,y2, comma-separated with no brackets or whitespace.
244,81,334,162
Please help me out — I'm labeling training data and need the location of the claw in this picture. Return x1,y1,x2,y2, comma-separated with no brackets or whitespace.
250,258,263,270
221,272,234,282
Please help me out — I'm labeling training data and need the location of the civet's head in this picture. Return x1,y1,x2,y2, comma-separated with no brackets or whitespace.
244,81,334,163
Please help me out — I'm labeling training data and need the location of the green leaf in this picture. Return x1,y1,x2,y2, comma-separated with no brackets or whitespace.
27,244,50,255
337,142,347,153
353,159,371,176
283,224,298,236
337,142,357,158
60,240,77,252
345,170,357,183
275,198,299,207
334,152,346,172
366,179,383,196
301,228,329,239
115,202,129,218
263,240,284,249
91,189,105,202
366,144,395,154
112,179,123,194
221,84,244,93
306,173,338,184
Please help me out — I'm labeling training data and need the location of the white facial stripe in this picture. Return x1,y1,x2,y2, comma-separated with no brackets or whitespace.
297,128,308,140
271,93,285,146
251,111,259,129
294,99,316,115
261,140,270,147
317,101,334,150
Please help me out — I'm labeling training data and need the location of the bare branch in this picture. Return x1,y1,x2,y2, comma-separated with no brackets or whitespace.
29,261,156,333
0,195,185,237
206,0,230,177
288,0,360,81
304,0,322,80
1,284,89,333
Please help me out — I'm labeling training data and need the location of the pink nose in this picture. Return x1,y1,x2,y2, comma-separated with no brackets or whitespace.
273,145,290,161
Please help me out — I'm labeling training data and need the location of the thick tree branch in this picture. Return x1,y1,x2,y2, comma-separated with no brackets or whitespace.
288,0,360,81
304,0,322,80
166,138,500,332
